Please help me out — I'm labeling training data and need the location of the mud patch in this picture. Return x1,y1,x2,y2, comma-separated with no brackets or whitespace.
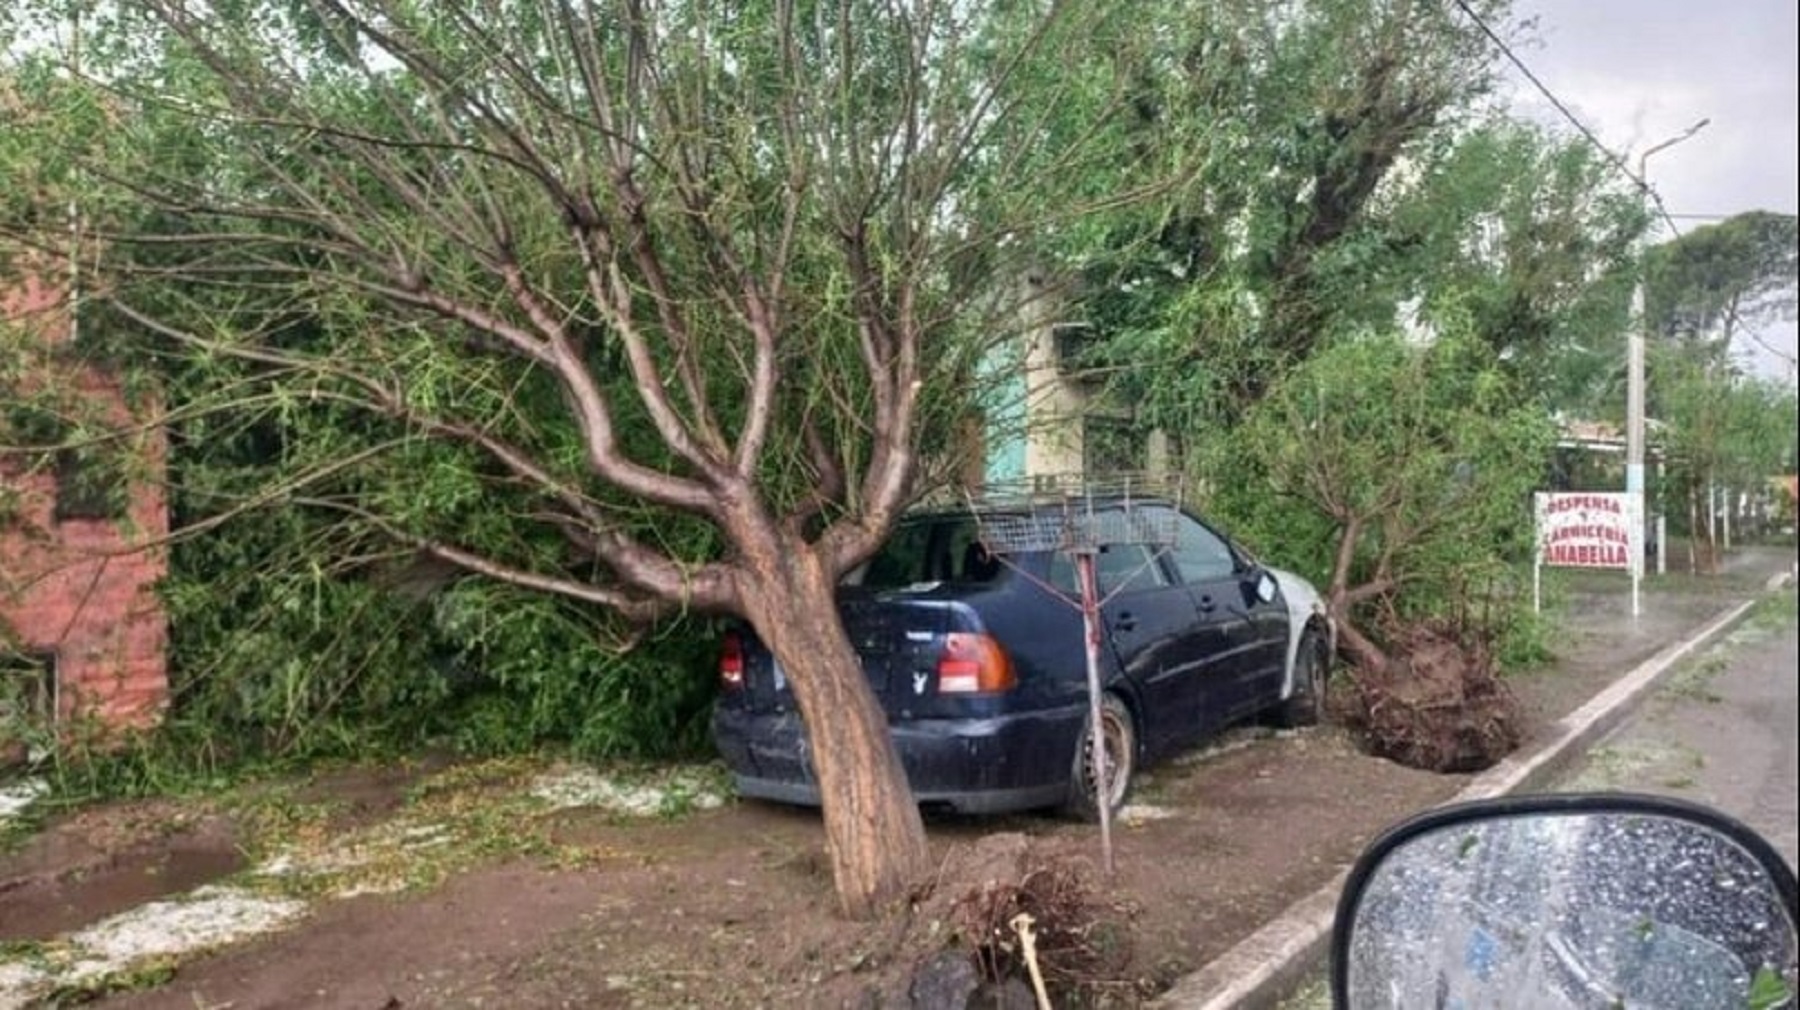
0,842,245,942
0,886,307,1007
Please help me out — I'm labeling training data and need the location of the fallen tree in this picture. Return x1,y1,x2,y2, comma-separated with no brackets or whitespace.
1223,328,1550,770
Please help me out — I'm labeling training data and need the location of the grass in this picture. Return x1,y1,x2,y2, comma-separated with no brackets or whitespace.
1276,971,1330,1010
0,799,47,854
41,958,179,1003
7,753,733,940
239,758,588,900
1567,740,1704,792
1657,586,1795,706
1745,587,1798,631
1663,654,1727,704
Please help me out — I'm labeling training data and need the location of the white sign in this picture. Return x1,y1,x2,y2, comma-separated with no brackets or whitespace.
1534,492,1642,571
1533,492,1644,616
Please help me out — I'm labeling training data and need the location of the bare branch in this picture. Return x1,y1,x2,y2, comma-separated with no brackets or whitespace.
291,496,684,622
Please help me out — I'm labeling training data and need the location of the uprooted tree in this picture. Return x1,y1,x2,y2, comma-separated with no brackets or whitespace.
1225,327,1555,771
1,0,1173,916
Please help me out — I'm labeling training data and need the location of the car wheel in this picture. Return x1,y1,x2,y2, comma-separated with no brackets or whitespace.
1062,693,1135,822
1274,628,1328,728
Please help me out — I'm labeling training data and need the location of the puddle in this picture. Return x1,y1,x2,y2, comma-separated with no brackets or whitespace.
0,843,246,943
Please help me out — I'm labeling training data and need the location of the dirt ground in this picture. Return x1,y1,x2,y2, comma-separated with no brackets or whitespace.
1,546,1790,1010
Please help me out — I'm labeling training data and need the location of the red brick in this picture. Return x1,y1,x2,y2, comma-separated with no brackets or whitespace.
3,271,169,739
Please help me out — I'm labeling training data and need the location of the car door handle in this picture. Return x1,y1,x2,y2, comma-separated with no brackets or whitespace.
1197,594,1217,613
1113,613,1139,633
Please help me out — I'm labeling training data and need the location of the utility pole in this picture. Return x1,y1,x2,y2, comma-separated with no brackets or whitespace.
1629,118,1710,576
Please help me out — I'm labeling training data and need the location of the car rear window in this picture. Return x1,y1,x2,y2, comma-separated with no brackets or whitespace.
849,517,1005,590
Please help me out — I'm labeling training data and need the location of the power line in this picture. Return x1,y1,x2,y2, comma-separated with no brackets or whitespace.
1736,325,1799,369
1450,0,1798,369
1449,0,1678,229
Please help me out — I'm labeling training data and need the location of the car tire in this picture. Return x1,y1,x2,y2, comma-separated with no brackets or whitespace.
1061,693,1135,822
1274,628,1328,728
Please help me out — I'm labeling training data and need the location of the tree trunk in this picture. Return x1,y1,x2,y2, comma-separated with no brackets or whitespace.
1333,614,1393,676
737,538,930,919
1687,488,1701,574
1323,517,1393,675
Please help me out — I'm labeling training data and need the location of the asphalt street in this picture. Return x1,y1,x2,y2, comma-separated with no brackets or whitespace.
1559,595,1799,870
1278,590,1798,1010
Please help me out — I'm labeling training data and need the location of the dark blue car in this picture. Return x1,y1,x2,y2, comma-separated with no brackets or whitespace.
710,501,1334,818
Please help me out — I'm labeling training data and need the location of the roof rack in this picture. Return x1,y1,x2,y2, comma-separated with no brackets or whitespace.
963,472,1182,554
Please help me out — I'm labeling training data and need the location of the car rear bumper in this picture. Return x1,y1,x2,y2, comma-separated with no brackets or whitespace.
711,703,1085,815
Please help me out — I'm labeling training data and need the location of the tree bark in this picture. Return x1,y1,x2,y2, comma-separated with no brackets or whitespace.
1321,516,1394,676
1333,611,1393,677
735,529,930,919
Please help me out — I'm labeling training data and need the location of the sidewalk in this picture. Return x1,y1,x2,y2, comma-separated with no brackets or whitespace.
1154,543,1797,1010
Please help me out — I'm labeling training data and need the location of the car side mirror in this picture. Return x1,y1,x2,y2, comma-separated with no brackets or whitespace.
1331,793,1799,1009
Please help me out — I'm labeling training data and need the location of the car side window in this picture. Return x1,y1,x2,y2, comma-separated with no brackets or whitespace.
1100,544,1170,593
1048,544,1169,595
946,521,1006,584
1170,511,1238,584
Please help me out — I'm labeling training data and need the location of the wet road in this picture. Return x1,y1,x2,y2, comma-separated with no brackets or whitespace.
1559,597,1799,870
1279,592,1799,1009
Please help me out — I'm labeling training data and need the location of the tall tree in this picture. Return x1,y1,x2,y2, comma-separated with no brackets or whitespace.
1080,0,1513,417
1052,3,1654,771
2,0,1164,915
1653,353,1797,572
1394,120,1648,410
1640,211,1797,570
1647,211,1798,360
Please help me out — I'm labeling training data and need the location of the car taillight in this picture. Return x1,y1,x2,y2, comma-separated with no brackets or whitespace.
936,633,1016,694
719,631,745,688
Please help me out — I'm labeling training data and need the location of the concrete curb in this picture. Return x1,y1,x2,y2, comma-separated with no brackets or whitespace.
1153,569,1793,1010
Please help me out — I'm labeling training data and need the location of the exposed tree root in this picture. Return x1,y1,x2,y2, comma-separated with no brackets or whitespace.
943,844,1138,999
1338,621,1523,773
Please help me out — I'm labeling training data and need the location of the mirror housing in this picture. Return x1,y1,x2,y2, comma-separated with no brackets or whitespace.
1331,792,1799,1009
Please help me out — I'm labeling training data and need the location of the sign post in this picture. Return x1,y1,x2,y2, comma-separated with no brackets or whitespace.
1534,492,1644,618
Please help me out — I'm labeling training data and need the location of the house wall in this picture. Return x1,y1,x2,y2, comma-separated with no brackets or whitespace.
981,308,1162,488
1018,319,1090,481
1,272,168,738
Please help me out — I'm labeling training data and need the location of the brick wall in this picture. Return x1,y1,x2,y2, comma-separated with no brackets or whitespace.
2,271,169,738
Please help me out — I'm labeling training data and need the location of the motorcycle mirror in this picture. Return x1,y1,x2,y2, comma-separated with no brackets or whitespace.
1330,792,1799,1009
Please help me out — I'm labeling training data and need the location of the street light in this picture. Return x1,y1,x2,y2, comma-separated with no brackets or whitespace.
1628,117,1710,577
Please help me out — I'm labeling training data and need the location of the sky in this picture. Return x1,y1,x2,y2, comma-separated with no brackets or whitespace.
1503,0,1799,382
